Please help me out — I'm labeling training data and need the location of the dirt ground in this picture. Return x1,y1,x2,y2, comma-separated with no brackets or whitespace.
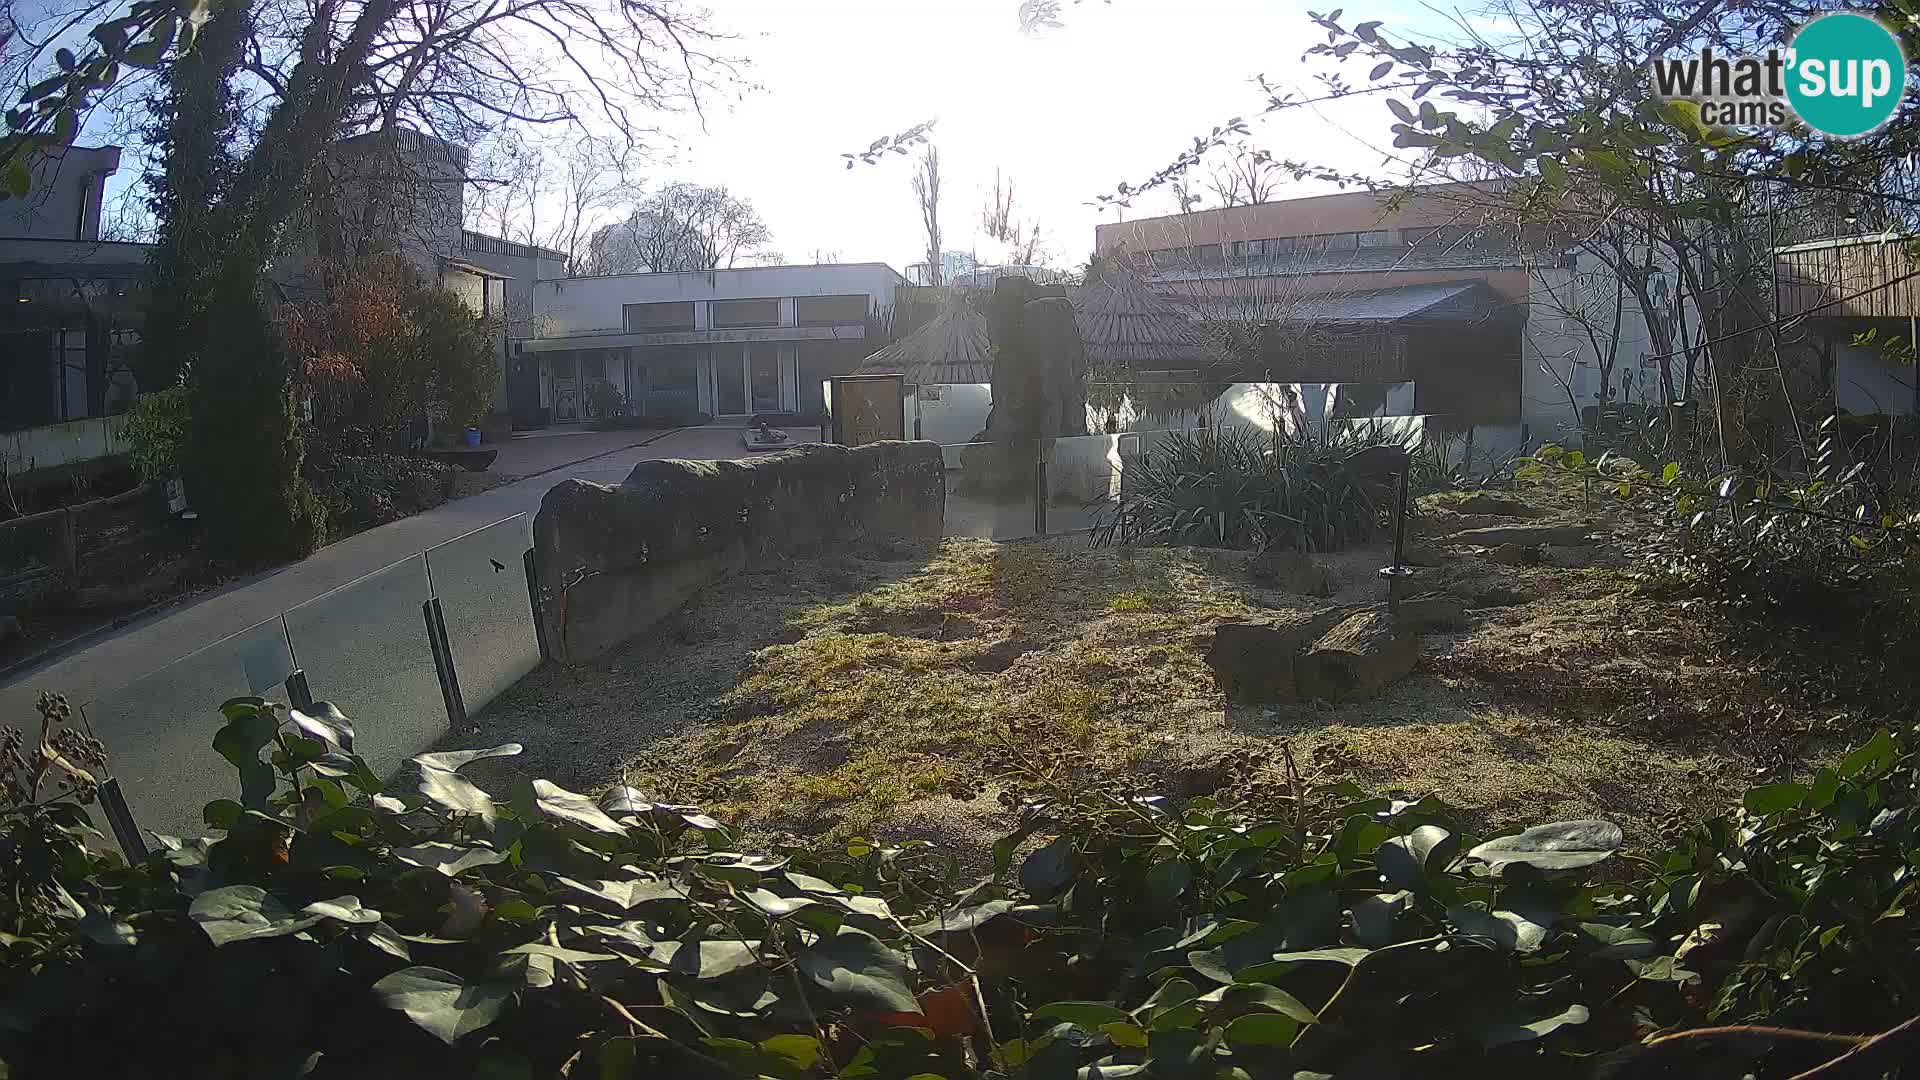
460,480,1881,860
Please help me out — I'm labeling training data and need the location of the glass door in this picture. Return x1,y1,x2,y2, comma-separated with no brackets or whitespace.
714,345,747,415
749,345,781,414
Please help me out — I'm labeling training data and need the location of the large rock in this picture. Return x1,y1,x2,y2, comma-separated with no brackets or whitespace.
1395,593,1471,632
533,441,944,663
1296,609,1420,705
1206,598,1454,706
1205,609,1350,704
1445,523,1597,547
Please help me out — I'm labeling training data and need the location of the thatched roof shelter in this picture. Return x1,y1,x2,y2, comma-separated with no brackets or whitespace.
853,291,991,384
1069,271,1215,370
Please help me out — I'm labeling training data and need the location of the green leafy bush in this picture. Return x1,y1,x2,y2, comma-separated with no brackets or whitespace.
119,385,190,482
1520,430,1920,626
3,692,1918,1077
306,454,455,533
280,256,501,453
1093,422,1424,552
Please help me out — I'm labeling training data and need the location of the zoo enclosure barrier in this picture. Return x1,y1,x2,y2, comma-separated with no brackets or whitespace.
76,513,547,845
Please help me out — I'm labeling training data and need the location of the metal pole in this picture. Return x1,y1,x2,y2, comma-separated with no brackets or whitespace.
1033,439,1047,537
1392,468,1410,571
284,670,315,711
423,598,468,730
98,779,147,862
523,547,551,663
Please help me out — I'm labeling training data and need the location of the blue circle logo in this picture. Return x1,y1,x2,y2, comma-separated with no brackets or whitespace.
1786,13,1907,138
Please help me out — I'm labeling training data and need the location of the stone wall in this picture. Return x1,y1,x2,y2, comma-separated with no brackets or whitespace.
532,441,945,663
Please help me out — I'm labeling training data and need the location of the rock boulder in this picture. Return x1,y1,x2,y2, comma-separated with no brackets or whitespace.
534,441,944,663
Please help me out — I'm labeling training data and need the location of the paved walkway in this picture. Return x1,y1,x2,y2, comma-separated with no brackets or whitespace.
0,425,809,749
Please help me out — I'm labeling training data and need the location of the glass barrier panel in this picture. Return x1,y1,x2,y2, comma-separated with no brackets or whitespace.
1042,434,1125,537
282,554,441,776
940,441,1039,540
80,615,293,835
425,515,541,718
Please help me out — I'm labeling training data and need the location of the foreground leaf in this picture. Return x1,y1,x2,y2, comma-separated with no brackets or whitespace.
417,767,497,827
412,744,523,772
190,886,321,946
1478,1003,1589,1048
288,702,355,750
370,966,514,1044
393,843,509,877
796,927,916,1013
1467,820,1621,870
532,779,626,834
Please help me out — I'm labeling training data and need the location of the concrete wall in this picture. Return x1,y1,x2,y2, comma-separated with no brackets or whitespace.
1834,340,1917,415
0,146,120,241
2,414,132,474
532,264,905,337
533,440,945,662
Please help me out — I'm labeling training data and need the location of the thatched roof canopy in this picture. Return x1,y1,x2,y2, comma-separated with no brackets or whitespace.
853,291,991,384
1069,271,1214,369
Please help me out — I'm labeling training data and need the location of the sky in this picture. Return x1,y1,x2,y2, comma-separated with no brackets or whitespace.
637,0,1465,273
59,0,1482,269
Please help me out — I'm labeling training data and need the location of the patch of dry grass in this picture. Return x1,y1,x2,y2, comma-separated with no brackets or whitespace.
462,481,1860,858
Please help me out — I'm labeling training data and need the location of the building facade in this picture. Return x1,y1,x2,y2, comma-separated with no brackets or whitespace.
1093,181,1694,441
1,146,146,451
518,264,906,421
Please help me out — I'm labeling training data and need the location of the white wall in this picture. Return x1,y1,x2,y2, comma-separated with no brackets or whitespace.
532,264,904,336
2,414,132,473
1835,341,1917,415
1522,251,1705,441
0,146,119,241
912,384,992,444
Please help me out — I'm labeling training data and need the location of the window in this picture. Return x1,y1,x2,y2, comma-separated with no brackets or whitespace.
1269,236,1297,254
794,294,868,327
625,301,695,332
1321,232,1359,251
710,297,780,328
1358,230,1394,247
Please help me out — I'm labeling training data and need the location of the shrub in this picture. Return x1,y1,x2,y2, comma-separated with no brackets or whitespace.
306,454,454,533
1093,421,1423,552
120,385,190,482
1521,432,1920,626
5,692,1918,1076
586,379,625,419
278,256,500,452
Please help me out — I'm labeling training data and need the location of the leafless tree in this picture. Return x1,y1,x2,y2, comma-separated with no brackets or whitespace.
461,133,646,273
1205,141,1284,207
584,181,774,273
1170,178,1205,214
980,167,1048,266
911,143,943,285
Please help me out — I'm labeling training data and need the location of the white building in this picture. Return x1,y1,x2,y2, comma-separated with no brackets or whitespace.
518,263,907,421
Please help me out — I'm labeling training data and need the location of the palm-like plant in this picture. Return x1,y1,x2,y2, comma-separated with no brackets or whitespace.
1094,420,1420,552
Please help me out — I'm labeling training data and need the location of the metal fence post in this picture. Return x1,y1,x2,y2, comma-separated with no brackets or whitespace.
422,597,468,730
1033,439,1048,537
97,778,146,862
283,669,315,711
523,547,551,663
